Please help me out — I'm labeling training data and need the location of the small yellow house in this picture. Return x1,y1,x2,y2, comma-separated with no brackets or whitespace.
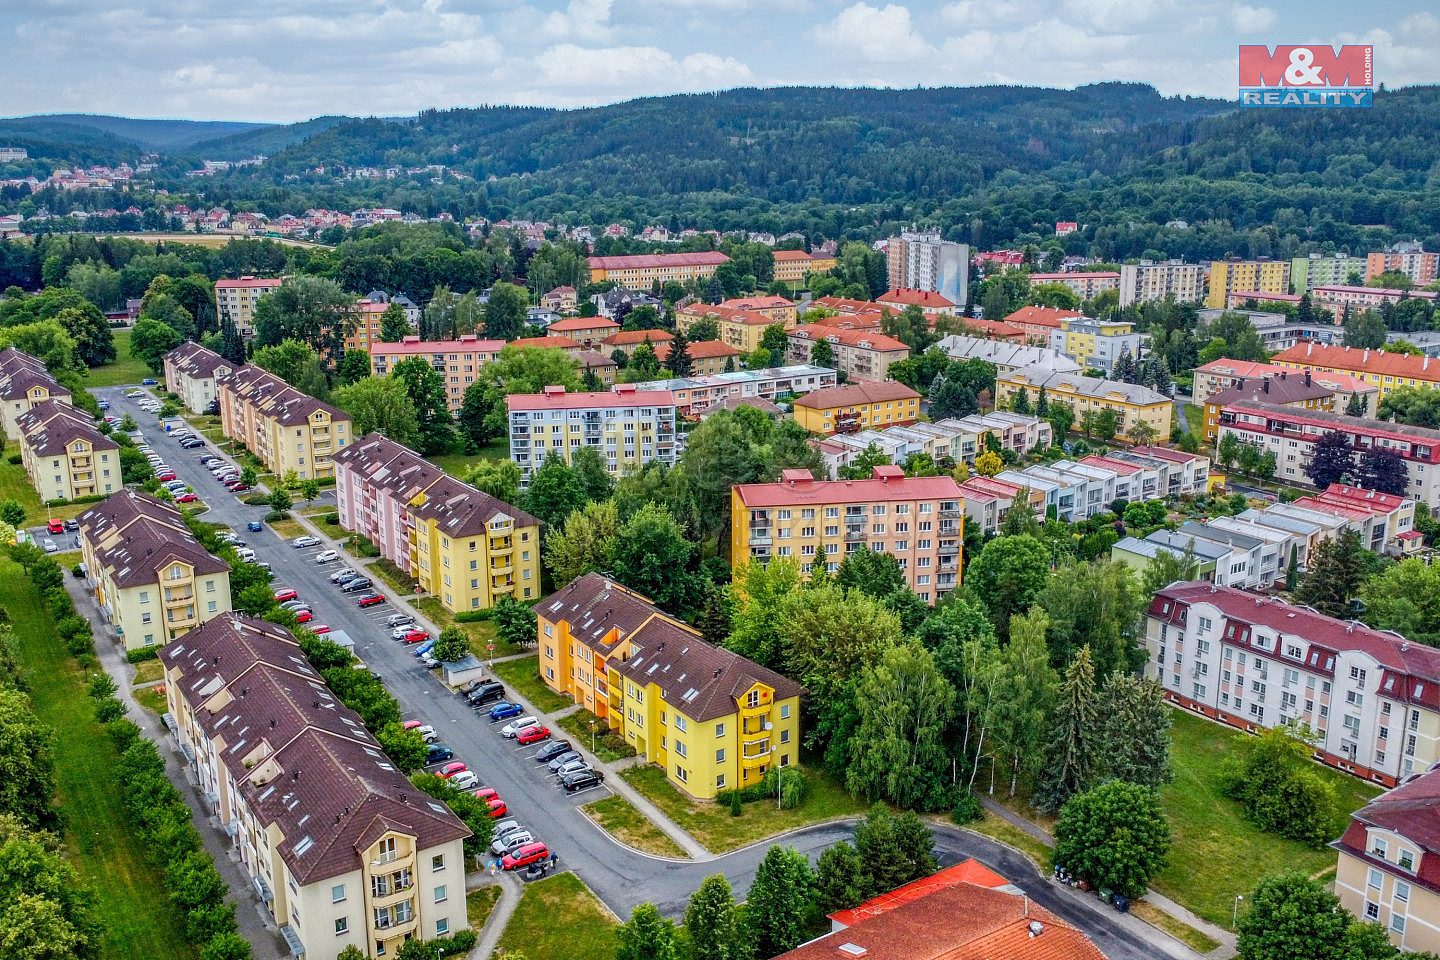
792,381,921,435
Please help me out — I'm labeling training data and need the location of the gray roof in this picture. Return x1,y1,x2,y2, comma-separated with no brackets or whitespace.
936,335,1081,372
1004,365,1170,405
1142,529,1235,562
1179,520,1263,552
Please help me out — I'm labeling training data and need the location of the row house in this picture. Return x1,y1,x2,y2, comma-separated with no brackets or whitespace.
935,334,1081,379
215,276,284,338
632,365,835,418
1144,582,1440,788
600,328,673,359
811,413,1055,480
507,384,678,484
160,616,469,960
784,324,909,382
0,346,70,439
957,475,1032,535
333,434,448,577
164,342,237,415
587,251,729,286
1314,285,1438,315
16,399,119,502
732,466,964,603
368,336,505,413
1215,400,1440,507
718,296,798,326
78,491,231,651
218,366,351,480
1226,290,1301,310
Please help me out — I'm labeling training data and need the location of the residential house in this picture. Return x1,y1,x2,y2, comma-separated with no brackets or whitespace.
995,366,1171,442
875,288,957,316
408,477,543,610
591,288,664,322
1192,357,1378,414
587,252,728,286
545,316,620,349
576,351,619,386
652,340,743,377
1201,371,1337,442
508,335,583,356
771,249,837,285
1314,286,1438,315
600,329,673,359
792,381,920,435
16,399,119,502
540,286,577,312
507,384,678,483
215,276,284,338
1206,259,1292,308
717,296,798,326
368,336,506,413
1001,306,1084,344
785,325,909,382
631,366,835,418
675,303,793,354
1367,243,1440,287
164,342,236,414
333,433,448,579
0,346,70,440
1028,271,1121,299
218,365,351,480
1270,342,1440,400
1049,317,1143,375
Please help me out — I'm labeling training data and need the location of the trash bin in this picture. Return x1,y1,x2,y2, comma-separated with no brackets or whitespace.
1113,895,1131,913
1098,888,1113,904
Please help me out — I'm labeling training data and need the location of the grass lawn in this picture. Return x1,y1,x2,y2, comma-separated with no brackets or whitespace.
369,557,417,595
1154,709,1381,930
267,516,307,540
1130,899,1222,955
342,533,381,559
621,762,870,855
134,686,168,715
582,794,688,859
556,709,636,763
86,328,152,388
0,442,99,525
413,597,526,658
0,557,196,960
299,505,335,517
54,550,82,569
431,442,509,479
466,885,502,932
131,659,165,686
492,655,573,714
495,872,617,960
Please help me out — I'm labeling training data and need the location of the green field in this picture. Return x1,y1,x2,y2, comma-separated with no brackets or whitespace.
86,328,152,389
1154,709,1381,929
0,557,195,960
492,655,573,713
466,885,502,933
430,442,510,479
582,794,688,859
495,872,617,960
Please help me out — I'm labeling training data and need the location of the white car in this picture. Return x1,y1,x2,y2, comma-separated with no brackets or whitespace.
124,389,141,398
291,536,321,548
449,771,480,790
329,567,357,583
500,716,540,738
415,724,437,742
41,538,57,552
314,550,340,564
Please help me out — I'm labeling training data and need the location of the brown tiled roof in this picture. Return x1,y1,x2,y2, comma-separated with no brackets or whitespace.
221,364,350,427
1207,372,1334,408
21,411,118,457
80,490,228,587
333,433,446,502
0,364,69,402
410,478,539,537
576,350,618,370
0,346,48,375
601,329,674,347
793,380,920,410
165,341,235,380
538,573,672,655
654,340,743,362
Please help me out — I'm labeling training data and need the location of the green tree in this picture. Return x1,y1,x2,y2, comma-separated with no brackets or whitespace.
374,723,428,773
569,444,613,502
725,557,803,671
129,318,184,375
1304,430,1355,490
336,349,372,385
1294,529,1366,620
684,875,745,960
544,499,620,586
52,305,116,368
665,329,693,377
1035,558,1145,678
813,842,868,915
1360,558,1440,644
615,903,680,960
379,303,410,342
0,501,23,527
834,548,906,599
743,846,815,958
460,346,581,447
810,336,834,368
1053,780,1170,900
847,643,955,809
1237,872,1350,960
838,443,891,480
332,376,421,448
390,356,455,455
1219,724,1338,848
252,339,328,398
1095,673,1172,789
612,504,698,615
463,459,523,506
267,489,293,514
493,595,537,648
525,453,585,529
1033,646,1099,814
964,534,1049,639
299,478,321,507
0,688,57,827
628,342,661,381
851,805,938,896
482,282,529,341
251,275,354,352
432,627,471,663
989,608,1058,797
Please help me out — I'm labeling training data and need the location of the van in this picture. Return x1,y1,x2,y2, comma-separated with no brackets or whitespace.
236,547,256,562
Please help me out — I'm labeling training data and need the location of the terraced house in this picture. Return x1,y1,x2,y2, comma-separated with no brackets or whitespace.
0,345,70,439
77,491,231,651
538,573,803,800
163,341,237,415
219,365,351,479
16,398,119,502
161,615,469,960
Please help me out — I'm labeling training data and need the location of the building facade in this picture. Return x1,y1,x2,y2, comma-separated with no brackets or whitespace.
544,316,620,349
995,366,1172,442
1001,306,1083,344
408,478,542,610
368,336,505,413
587,252,728,286
1118,260,1205,306
1206,259,1291,308
934,334,1081,379
1028,271,1121,299
885,232,969,308
16,399,120,502
164,342,237,414
1201,371,1337,443
771,249,837,285
653,340,743,377
333,433,448,578
675,303,796,353
1291,253,1368,293
218,365,352,480
1271,342,1440,400
792,380,920,435
1313,285,1438,315
1049,317,1142,374
631,365,835,417
506,384,677,483
0,346,70,440
1367,244,1440,287
600,329,673,359
732,465,963,603
1192,357,1378,414
215,276,284,337
784,325,909,382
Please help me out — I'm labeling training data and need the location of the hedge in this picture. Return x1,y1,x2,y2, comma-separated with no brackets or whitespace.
125,646,161,663
453,610,494,623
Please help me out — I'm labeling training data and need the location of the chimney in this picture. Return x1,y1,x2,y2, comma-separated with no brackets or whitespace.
1305,371,1311,386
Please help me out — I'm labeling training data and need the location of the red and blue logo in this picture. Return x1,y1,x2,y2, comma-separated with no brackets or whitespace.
1238,45,1373,108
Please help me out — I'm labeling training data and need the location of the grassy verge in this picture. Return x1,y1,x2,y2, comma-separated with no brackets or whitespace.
342,533,381,559
582,794,688,859
299,505,335,517
1154,709,1380,929
556,709,636,763
620,762,869,855
492,655,573,714
86,328,152,388
964,810,1053,868
414,597,525,658
466,885,502,932
369,557,417,595
0,557,195,960
1130,899,1222,955
54,550,82,569
267,517,307,541
495,872,617,960
131,659,165,686
431,443,510,479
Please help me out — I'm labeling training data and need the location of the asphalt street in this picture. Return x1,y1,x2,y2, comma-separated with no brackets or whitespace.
93,384,1182,960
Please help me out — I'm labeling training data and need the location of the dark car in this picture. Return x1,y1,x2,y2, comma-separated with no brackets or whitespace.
489,701,524,722
425,744,453,764
248,521,263,532
465,682,505,706
340,577,372,593
534,739,573,763
561,769,604,792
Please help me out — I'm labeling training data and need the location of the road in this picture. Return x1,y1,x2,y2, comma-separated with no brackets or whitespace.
93,385,1188,960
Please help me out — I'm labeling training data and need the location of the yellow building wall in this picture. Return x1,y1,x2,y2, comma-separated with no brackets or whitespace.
995,377,1169,442
794,396,920,435
538,615,624,721
409,513,540,614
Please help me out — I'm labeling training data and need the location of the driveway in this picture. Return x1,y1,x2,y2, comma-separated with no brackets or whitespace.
93,385,1191,960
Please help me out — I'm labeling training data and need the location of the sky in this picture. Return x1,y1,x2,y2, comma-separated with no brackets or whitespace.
2,0,1438,122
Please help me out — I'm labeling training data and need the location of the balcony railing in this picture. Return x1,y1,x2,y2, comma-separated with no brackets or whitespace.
742,739,771,760
844,527,867,542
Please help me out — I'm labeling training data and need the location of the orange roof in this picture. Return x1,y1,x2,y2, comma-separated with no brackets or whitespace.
720,296,794,310
956,316,1025,339
789,324,908,352
1271,342,1440,383
1003,306,1083,329
601,329,674,346
772,250,814,262
547,316,620,333
876,288,956,309
588,252,729,270
793,381,919,409
510,335,579,350
810,296,885,315
828,860,1010,927
655,340,742,361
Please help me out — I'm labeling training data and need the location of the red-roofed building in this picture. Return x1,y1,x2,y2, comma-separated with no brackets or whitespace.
1271,342,1440,399
810,296,885,317
786,324,908,381
1056,221,1078,235
653,339,743,376
588,251,728,286
369,335,506,411
793,380,921,434
540,285,577,311
545,316,620,347
1002,306,1084,344
1028,271,1121,299
1145,581,1440,787
676,303,791,352
1315,285,1438,314
974,249,1025,266
876,288,957,315
1226,289,1303,309
509,334,582,354
772,249,838,284
953,316,1026,342
732,466,962,602
827,860,1011,930
718,295,798,325
600,328,673,358
506,384,677,482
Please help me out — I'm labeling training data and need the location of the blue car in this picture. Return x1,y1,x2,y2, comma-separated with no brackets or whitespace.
141,378,158,386
247,521,263,532
489,701,523,721
414,640,435,657
97,400,110,410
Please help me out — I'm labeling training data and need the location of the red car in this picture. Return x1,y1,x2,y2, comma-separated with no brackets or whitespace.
295,610,313,623
176,493,198,503
227,483,250,492
487,799,507,818
438,762,467,779
47,519,64,534
515,726,550,746
403,630,429,644
473,787,498,803
310,624,330,635
274,588,298,603
157,472,177,482
503,842,548,870
357,594,386,608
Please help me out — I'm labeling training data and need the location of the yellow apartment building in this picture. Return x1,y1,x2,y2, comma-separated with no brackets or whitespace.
407,478,542,612
792,381,921,435
996,365,1171,442
0,346,71,440
17,399,120,502
1049,317,1141,375
1205,259,1291,308
219,365,352,479
588,251,729,286
1270,341,1440,401
771,250,837,285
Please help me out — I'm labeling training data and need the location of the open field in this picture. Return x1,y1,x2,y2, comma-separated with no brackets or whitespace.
86,328,151,388
495,872,617,960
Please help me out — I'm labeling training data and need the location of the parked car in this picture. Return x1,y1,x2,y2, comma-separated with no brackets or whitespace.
515,726,550,746
176,493,199,503
181,438,205,449
295,610,314,623
46,519,63,534
500,716,539,738
291,535,321,548
438,762,468,779
63,519,78,532
156,472,177,482
414,640,435,657
392,626,420,640
450,771,480,790
486,799,508,817
402,630,429,645
466,682,505,706
314,550,339,564
41,538,57,552
332,568,359,583
97,400,109,410
534,740,573,763
310,624,331,635
554,758,592,779
279,599,309,611
491,829,533,857
473,787,499,803
335,572,363,586
340,578,372,593
489,702,524,722
547,751,583,772
502,842,549,871
418,652,439,669
141,378,158,386
248,521,263,532
562,769,604,792
226,483,250,492
425,744,453,764
357,594,386,608
385,613,413,626
273,588,298,603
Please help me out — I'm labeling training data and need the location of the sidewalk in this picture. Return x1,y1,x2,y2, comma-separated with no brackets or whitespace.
978,795,1237,960
464,872,523,960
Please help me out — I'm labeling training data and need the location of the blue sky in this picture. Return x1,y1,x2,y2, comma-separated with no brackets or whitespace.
1,0,1436,122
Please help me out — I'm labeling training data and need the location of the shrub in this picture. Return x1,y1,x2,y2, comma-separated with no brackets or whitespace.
951,791,984,825
56,615,90,641
323,513,340,526
5,453,20,465
454,610,494,623
126,646,160,663
729,792,742,817
264,510,289,523
93,696,126,724
106,718,142,753
88,672,118,699
46,586,74,616
435,930,477,956
71,563,84,578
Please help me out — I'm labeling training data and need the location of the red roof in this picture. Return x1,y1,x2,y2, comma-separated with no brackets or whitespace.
1272,342,1440,383
655,340,742,361
1314,285,1438,300
547,316,620,333
216,276,283,289
959,476,1024,500
810,297,884,315
506,385,675,411
1002,306,1083,329
789,324,908,352
602,329,674,346
735,466,961,508
1029,271,1120,280
793,380,920,410
371,335,504,357
588,252,729,270
956,316,1025,339
829,860,1010,927
772,250,814,262
1230,290,1302,303
876,288,956,309
719,296,793,310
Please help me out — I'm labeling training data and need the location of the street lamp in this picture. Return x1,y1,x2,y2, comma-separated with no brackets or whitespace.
770,745,782,810
1233,894,1244,928
589,719,596,755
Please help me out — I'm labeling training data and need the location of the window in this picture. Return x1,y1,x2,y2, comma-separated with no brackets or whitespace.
434,885,447,903
674,715,687,732
1372,837,1389,859
675,766,688,783
432,854,445,872
716,749,726,763
1396,881,1411,904
335,918,348,935
1369,868,1384,890
377,837,397,863
1391,915,1406,936
780,729,790,743
779,704,790,719
1365,902,1379,921
436,918,449,936
1400,849,1416,871
748,689,761,708
716,774,726,789
332,885,346,903
715,723,725,737
675,741,688,758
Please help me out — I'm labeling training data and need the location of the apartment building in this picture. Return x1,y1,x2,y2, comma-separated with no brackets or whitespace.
163,342,237,414
577,350,619,386
632,365,835,418
1028,271,1121,300
0,346,70,439
792,381,920,435
1216,400,1440,506
218,365,351,480
1226,290,1301,310
1314,285,1438,315
1118,260,1205,306
78,491,231,651
675,303,793,354
16,399,119,502
509,335,582,355
341,297,389,354
368,335,505,413
1201,371,1336,443
1144,582,1440,788
333,433,448,577
1192,357,1378,413
600,329,673,359
875,288,957,316
955,316,1026,341
653,340,743,377
408,477,542,610
540,286,578,312
160,615,470,960
816,413,1053,479
771,249,837,285
1001,306,1084,344
507,384,677,483
1367,243,1440,287
1206,259,1292,308
885,232,969,308
545,316,620,349
215,276,284,337
732,465,963,603
935,334,1081,378
1335,768,1440,954
784,325,909,382
587,251,729,286
1291,253,1367,293
1271,342,1440,400
1049,317,1143,374
718,296,798,326
995,365,1171,442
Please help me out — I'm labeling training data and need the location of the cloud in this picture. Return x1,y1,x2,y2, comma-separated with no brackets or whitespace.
1228,4,1277,33
528,44,750,94
812,3,934,63
541,0,616,42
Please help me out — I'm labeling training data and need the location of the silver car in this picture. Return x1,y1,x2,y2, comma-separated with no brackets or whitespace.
547,750,582,772
554,758,592,778
490,829,534,857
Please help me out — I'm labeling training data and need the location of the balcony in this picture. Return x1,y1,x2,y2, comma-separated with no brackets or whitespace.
164,587,195,603
938,541,960,556
741,740,772,763
749,528,772,546
939,506,962,518
844,526,867,542
489,561,513,576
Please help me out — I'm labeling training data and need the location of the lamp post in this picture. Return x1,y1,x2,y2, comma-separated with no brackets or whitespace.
771,745,782,809
1233,894,1244,929
590,719,596,755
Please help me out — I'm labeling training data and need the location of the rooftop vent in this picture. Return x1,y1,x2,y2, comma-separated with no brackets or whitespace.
1028,920,1044,938
837,945,867,958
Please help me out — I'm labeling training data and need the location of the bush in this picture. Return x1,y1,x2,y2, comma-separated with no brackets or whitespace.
729,792,742,817
106,718,142,753
94,696,126,723
126,646,160,663
88,672,118,699
435,930,477,957
1220,725,1339,848
323,513,340,526
71,563,84,578
454,609,494,623
46,586,74,616
264,510,289,523
951,791,984,825
5,454,19,465
56,615,90,642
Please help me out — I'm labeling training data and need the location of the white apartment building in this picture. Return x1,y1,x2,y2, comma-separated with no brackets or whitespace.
507,384,678,483
885,231,969,307
164,341,237,414
1118,260,1205,307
